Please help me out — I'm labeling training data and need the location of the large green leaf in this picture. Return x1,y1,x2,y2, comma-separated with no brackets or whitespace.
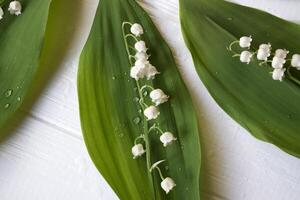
78,0,201,199
180,0,300,157
0,0,52,129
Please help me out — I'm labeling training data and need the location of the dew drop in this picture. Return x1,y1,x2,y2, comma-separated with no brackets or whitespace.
133,97,139,102
133,117,141,124
227,17,233,21
4,103,10,109
178,167,182,171
143,91,148,96
4,89,13,97
112,76,116,80
138,109,142,113
17,97,21,101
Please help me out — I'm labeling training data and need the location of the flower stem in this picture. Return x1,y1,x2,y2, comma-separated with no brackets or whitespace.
156,167,165,181
140,85,155,93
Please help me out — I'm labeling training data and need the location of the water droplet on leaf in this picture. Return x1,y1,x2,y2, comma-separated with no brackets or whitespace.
133,117,141,124
4,103,10,109
4,89,13,97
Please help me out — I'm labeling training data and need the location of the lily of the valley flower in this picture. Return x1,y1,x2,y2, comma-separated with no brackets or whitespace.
161,177,176,194
239,36,252,48
257,43,271,61
144,105,160,120
272,68,286,81
135,52,149,62
145,64,159,80
135,41,147,52
0,7,3,20
272,56,286,69
160,132,177,147
130,65,145,80
132,144,146,159
130,23,144,37
240,51,253,64
275,49,289,59
8,1,22,16
150,89,169,106
291,54,300,70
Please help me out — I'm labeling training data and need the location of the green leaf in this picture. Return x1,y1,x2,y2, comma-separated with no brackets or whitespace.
78,0,201,199
0,0,52,129
180,0,300,157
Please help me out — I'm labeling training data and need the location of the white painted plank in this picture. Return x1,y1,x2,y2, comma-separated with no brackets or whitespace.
1,0,300,200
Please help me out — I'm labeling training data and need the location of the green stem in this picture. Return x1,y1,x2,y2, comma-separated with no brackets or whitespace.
156,167,165,181
134,135,145,145
149,124,164,135
287,67,300,86
140,85,154,93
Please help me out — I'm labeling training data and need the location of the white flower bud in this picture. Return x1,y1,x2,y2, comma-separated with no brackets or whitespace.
259,43,271,52
257,49,270,61
132,144,146,159
161,177,176,194
272,56,286,69
272,68,286,81
130,23,144,36
291,54,300,70
144,106,160,120
0,7,4,20
135,59,148,68
8,1,22,16
275,49,289,59
135,41,147,52
130,66,145,80
239,36,252,48
150,89,169,106
240,51,253,64
144,64,159,80
135,52,149,62
160,132,177,147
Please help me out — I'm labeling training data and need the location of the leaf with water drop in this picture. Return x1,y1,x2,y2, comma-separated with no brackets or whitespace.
78,0,201,199
0,0,52,129
180,0,300,157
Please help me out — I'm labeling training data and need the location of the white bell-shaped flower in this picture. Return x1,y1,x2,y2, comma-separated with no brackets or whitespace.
257,49,270,61
145,64,160,80
160,132,177,147
135,52,149,62
135,41,147,52
8,1,22,16
0,7,4,20
275,49,289,59
239,36,252,48
291,54,300,70
272,56,286,69
240,51,253,64
259,43,271,52
144,106,160,120
132,144,146,159
161,177,176,194
272,68,286,81
150,89,169,106
130,23,144,36
135,59,148,68
130,65,145,80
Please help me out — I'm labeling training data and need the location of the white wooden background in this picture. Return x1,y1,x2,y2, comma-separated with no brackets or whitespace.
1,0,300,199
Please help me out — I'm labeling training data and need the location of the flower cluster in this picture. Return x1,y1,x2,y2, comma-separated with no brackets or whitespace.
122,22,176,194
0,1,22,20
229,36,300,82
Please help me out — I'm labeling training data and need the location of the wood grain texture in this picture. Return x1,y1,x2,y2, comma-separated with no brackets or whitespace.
1,0,300,199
